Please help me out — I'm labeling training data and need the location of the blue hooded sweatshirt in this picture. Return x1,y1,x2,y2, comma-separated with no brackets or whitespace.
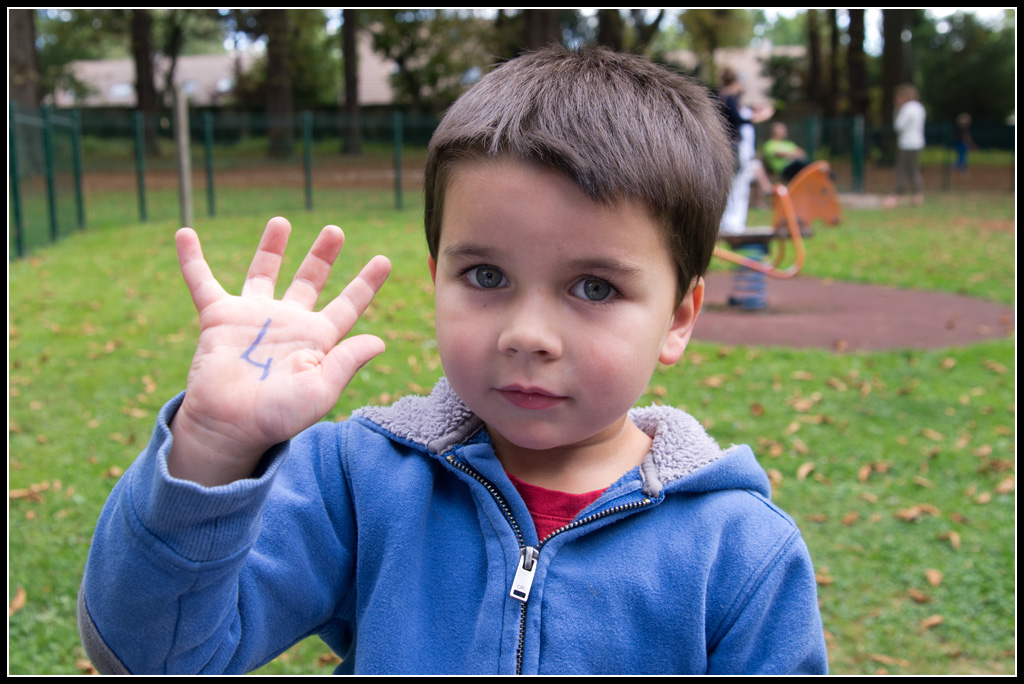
78,378,827,674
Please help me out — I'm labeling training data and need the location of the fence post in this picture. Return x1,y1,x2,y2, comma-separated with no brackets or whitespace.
393,110,403,210
204,110,216,217
71,108,85,230
303,110,313,211
804,115,818,161
174,85,193,228
852,115,865,192
42,106,58,244
9,102,25,258
134,111,148,222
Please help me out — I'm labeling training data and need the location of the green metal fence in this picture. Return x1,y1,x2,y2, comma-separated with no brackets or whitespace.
9,104,86,257
9,104,1015,259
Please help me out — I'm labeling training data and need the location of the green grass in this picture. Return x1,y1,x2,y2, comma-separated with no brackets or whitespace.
8,186,1015,675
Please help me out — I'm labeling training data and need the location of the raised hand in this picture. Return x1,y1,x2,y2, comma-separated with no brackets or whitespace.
167,217,391,486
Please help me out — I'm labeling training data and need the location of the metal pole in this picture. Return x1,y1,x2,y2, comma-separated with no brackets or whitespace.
303,111,313,211
852,115,865,193
72,108,85,230
9,102,24,258
204,111,216,217
134,111,147,222
42,106,58,243
393,110,403,210
174,85,193,228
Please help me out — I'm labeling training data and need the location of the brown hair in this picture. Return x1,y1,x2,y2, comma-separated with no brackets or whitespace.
424,45,733,298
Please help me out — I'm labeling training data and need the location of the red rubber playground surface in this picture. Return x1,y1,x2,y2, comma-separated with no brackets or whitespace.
697,273,1014,352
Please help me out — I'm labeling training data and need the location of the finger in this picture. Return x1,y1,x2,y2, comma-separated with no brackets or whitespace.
281,225,345,310
320,334,387,391
241,217,291,298
176,227,228,314
321,255,392,337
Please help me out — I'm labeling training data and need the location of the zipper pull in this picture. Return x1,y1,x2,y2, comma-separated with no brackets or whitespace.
510,546,539,602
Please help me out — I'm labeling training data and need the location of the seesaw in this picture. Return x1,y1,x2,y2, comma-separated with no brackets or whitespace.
714,161,841,308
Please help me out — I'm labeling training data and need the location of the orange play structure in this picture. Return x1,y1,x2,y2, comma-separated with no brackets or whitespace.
714,160,842,279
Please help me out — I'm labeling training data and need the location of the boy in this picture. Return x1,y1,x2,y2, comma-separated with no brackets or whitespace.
79,46,827,675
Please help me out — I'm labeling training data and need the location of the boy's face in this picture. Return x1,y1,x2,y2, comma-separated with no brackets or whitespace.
429,158,702,460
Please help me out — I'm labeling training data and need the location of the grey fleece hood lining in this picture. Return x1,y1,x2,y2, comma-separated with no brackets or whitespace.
353,378,727,497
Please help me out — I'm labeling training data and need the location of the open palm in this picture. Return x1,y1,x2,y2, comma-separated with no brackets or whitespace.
168,217,391,485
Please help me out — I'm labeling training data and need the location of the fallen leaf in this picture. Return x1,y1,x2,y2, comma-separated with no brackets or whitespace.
815,572,834,586
765,469,783,487
995,476,1015,494
920,614,944,629
895,506,924,521
76,659,97,675
869,654,911,668
925,569,943,587
104,466,124,479
921,428,944,442
858,464,873,482
860,492,878,503
841,511,859,525
908,588,932,603
913,476,935,489
806,514,828,523
796,462,815,481
941,357,956,370
974,491,992,504
939,531,961,550
749,402,764,416
983,360,1007,375
826,377,847,391
9,587,26,616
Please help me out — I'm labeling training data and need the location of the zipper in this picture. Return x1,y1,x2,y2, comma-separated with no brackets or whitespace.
446,453,653,675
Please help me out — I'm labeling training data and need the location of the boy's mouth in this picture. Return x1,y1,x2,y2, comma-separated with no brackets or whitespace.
496,385,567,410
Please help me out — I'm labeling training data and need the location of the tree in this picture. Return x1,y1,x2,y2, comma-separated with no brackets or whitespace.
522,9,561,50
341,9,361,155
825,10,840,121
596,9,665,54
263,9,294,159
367,9,494,113
913,11,1015,124
130,9,161,156
846,9,868,121
9,9,41,111
806,9,822,105
679,9,752,84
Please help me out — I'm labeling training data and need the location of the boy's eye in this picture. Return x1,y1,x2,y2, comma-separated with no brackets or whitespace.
572,277,615,302
467,266,507,289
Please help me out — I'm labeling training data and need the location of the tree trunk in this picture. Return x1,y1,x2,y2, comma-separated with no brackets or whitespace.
341,9,362,155
880,9,910,164
9,9,41,110
264,9,294,159
806,9,822,106
131,9,160,156
846,9,868,122
596,9,624,51
522,9,560,51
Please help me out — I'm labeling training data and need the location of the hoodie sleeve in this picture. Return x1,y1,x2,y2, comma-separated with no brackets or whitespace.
77,393,358,674
705,527,828,674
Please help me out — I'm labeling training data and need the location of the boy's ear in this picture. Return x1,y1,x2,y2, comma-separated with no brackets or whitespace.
427,255,437,283
658,278,704,366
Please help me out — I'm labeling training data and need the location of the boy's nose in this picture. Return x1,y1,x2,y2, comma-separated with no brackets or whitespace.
497,293,563,359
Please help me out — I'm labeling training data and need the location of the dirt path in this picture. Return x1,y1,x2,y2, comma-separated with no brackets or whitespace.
698,273,1014,351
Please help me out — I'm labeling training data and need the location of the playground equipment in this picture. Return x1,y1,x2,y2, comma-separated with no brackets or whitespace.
714,160,841,308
